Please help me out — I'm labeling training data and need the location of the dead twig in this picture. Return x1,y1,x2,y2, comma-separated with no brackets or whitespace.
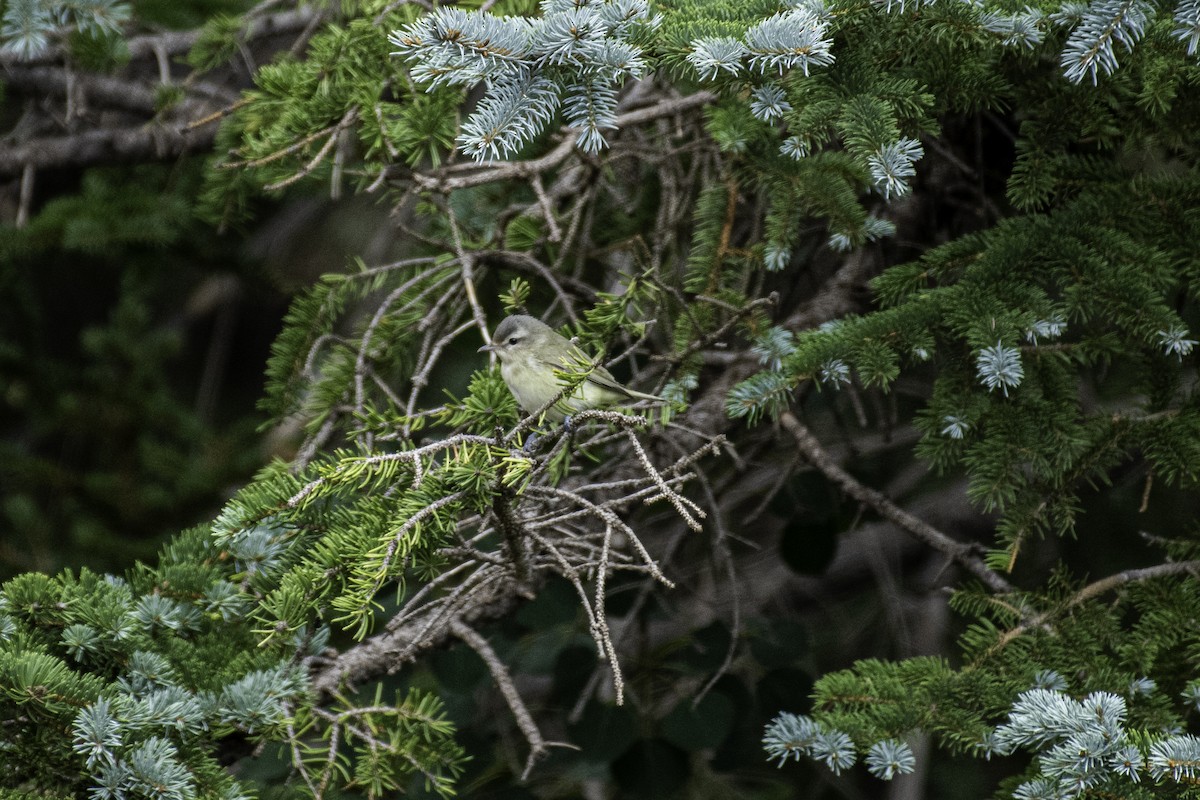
780,411,1014,594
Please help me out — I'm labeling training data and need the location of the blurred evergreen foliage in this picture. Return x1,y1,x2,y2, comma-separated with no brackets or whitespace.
2,0,1200,797
0,161,273,578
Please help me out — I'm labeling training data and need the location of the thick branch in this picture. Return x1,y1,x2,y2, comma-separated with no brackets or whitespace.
309,575,523,698
0,7,321,175
779,411,1014,594
0,123,217,175
1,7,319,67
3,66,160,113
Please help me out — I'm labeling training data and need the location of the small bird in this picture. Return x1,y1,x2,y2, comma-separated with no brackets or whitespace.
479,315,663,423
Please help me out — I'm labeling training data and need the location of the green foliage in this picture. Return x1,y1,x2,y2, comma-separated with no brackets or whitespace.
733,172,1200,566
0,523,466,800
0,0,130,59
774,570,1200,793
258,260,458,427
197,6,455,225
0,164,266,577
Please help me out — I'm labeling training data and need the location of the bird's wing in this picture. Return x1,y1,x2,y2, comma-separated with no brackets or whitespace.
538,356,661,402
585,366,637,399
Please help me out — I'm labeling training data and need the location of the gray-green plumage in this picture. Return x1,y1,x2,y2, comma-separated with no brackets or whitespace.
479,315,662,422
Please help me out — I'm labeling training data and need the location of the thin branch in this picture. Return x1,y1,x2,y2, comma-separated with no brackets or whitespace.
779,411,1014,594
531,174,563,242
263,107,360,191
624,430,705,531
442,198,492,346
478,250,590,322
16,164,34,228
591,521,623,704
450,619,553,780
406,92,717,192
989,560,1200,652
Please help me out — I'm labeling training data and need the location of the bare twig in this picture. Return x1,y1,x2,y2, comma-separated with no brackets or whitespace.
531,174,563,242
780,411,1014,594
450,619,558,779
442,198,492,345
624,430,705,531
16,164,34,228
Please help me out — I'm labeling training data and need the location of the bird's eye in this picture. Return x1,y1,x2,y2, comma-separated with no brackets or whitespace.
508,337,520,345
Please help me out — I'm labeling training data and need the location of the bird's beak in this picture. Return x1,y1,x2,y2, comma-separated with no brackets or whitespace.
478,343,497,353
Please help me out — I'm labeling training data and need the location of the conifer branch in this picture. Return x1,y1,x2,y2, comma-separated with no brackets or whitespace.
780,411,1014,593
311,572,522,697
403,91,716,191
263,107,360,191
990,560,1200,651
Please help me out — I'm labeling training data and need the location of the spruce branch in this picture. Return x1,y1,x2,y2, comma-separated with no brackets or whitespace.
390,8,531,88
868,138,924,200
393,0,657,160
779,411,1014,593
744,8,835,76
980,8,1045,48
262,107,360,192
404,90,716,190
1173,0,1200,53
304,415,721,709
988,560,1200,653
1059,0,1152,83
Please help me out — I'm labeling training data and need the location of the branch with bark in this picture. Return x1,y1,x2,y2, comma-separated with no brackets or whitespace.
0,7,321,180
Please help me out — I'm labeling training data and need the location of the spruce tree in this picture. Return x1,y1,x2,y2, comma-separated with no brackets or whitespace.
2,0,1200,797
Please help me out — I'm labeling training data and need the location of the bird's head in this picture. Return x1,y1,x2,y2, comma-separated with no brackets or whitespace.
479,315,554,363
